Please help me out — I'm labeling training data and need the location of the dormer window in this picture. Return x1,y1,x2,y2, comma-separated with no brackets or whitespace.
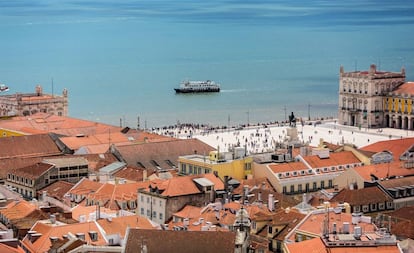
308,169,313,174
278,173,283,178
323,168,328,172
300,171,305,175
316,169,320,173
293,171,297,176
285,172,290,177
338,166,343,170
330,167,336,171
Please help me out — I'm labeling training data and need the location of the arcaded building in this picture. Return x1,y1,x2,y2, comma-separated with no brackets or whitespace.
338,64,409,129
0,85,68,117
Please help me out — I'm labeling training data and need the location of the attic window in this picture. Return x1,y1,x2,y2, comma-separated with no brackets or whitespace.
165,160,176,168
278,173,282,178
150,160,160,167
293,171,297,176
330,167,336,171
285,172,290,177
136,162,145,169
300,171,305,175
88,231,98,241
307,169,313,174
323,168,328,172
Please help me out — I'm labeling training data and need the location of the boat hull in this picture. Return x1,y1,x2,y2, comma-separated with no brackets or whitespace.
174,88,220,93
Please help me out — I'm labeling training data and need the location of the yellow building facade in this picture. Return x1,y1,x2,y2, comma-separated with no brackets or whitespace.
177,151,253,181
0,127,25,138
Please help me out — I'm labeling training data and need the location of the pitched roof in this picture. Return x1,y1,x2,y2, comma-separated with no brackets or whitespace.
0,244,25,253
59,131,131,151
173,205,203,219
9,162,53,179
303,151,361,168
97,215,156,237
0,134,62,159
68,178,103,196
391,82,414,95
377,176,414,189
285,237,326,253
352,161,414,181
113,138,215,170
124,229,236,253
149,176,201,197
361,138,414,160
0,200,37,220
39,180,74,200
330,187,392,206
0,113,122,137
22,221,107,253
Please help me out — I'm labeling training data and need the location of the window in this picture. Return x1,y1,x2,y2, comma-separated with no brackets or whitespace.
159,213,163,220
313,182,317,190
328,180,333,188
141,208,144,215
282,186,287,193
290,185,295,193
153,211,156,218
141,195,144,202
321,181,325,189
189,165,193,174
147,209,150,217
305,183,309,192
268,226,273,234
298,184,302,192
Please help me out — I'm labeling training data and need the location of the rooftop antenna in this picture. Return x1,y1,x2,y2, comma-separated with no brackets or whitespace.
137,116,140,130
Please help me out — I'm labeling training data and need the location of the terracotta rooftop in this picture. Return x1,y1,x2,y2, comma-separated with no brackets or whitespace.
352,161,414,181
87,181,149,210
148,176,202,197
0,133,63,159
0,243,24,253
390,82,414,95
9,162,53,180
0,112,122,137
269,161,308,173
71,205,117,221
291,211,376,241
59,131,131,151
113,138,215,170
330,187,392,206
303,151,361,168
285,237,326,253
39,180,74,200
0,200,36,221
124,229,236,253
22,221,107,253
173,205,203,220
361,137,414,160
97,215,156,237
377,176,414,189
68,178,103,196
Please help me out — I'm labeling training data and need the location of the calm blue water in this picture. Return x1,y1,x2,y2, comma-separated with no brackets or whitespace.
1,1,414,128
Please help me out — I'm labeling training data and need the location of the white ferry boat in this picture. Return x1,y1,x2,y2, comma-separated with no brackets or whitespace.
0,84,9,93
174,80,220,93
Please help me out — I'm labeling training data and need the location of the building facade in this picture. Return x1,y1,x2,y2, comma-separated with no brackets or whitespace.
338,64,406,128
178,148,253,181
0,85,68,117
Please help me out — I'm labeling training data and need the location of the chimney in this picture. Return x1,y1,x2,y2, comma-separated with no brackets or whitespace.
369,64,377,74
343,222,350,234
268,194,274,211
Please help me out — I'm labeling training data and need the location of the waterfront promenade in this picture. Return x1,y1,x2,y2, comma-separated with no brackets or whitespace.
152,120,414,154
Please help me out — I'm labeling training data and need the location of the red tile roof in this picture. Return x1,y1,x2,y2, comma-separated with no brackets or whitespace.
330,187,392,206
124,229,236,253
352,161,414,181
303,151,361,168
391,82,414,95
97,215,156,237
113,138,215,170
22,221,107,252
285,237,326,253
38,180,74,200
0,134,62,159
361,138,414,160
0,113,122,137
9,162,53,179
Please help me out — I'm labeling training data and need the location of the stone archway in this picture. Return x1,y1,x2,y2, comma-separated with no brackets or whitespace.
404,116,409,130
385,114,390,128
